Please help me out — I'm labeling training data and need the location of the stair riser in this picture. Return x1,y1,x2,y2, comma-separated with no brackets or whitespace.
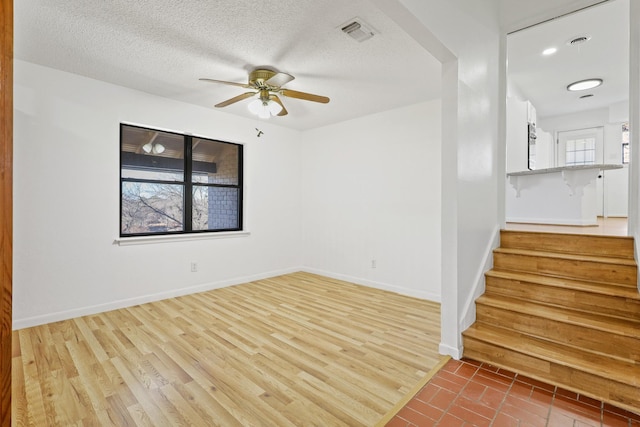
475,305,640,362
463,337,640,414
493,253,637,286
500,231,634,259
485,276,640,319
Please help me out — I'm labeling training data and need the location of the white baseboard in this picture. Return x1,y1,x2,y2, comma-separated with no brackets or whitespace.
301,267,441,302
459,225,500,332
13,267,301,330
439,342,463,359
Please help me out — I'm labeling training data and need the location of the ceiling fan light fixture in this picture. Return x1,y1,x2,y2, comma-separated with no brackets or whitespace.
152,143,165,154
567,78,602,91
268,100,283,115
248,98,282,118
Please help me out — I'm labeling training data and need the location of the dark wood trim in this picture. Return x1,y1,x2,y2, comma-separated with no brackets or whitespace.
0,0,12,425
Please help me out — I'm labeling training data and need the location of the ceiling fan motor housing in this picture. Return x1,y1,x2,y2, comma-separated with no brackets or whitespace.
249,69,277,87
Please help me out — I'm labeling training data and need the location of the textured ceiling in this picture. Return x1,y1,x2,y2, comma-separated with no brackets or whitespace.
14,0,442,131
507,0,629,119
15,0,627,130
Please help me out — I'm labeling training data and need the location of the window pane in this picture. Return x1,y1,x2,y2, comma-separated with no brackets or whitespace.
192,138,240,185
121,182,184,234
192,186,239,231
566,152,575,164
121,125,185,181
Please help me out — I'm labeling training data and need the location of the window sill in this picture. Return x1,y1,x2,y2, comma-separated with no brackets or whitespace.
114,231,251,246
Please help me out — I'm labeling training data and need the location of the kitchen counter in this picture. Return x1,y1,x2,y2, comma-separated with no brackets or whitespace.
506,164,623,226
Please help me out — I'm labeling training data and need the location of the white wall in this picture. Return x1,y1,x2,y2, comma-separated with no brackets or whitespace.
370,0,502,358
301,101,442,301
13,61,304,328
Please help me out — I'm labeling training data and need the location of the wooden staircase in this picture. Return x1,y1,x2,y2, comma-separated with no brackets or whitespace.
463,230,640,414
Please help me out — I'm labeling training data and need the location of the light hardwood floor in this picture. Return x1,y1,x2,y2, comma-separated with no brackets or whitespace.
12,272,443,426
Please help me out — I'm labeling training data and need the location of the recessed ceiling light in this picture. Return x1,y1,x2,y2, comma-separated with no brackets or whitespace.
567,78,603,91
542,47,557,56
579,94,594,99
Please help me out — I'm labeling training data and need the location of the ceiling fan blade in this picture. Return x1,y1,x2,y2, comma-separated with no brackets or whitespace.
214,91,256,108
280,89,330,104
265,72,295,88
270,95,288,116
199,78,252,89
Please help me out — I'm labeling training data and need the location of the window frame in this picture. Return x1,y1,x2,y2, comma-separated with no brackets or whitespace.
119,124,243,237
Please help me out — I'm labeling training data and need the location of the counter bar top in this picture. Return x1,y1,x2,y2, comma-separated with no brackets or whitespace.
507,163,623,177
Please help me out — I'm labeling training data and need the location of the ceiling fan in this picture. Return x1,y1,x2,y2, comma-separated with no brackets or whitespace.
200,68,330,118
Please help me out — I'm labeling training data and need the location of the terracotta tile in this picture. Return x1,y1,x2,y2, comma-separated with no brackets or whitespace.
471,371,512,393
436,413,466,427
491,412,519,427
604,403,640,421
500,401,549,426
385,415,411,427
602,410,632,427
415,383,441,404
503,394,550,418
437,370,471,387
429,388,457,411
460,381,486,401
577,394,602,409
477,387,506,410
430,375,464,394
547,410,577,427
631,420,640,426
496,368,517,379
480,363,500,373
508,381,533,400
529,388,554,407
395,407,435,426
574,420,600,427
443,360,464,373
454,363,479,379
515,374,556,392
553,394,602,420
454,395,497,420
447,407,491,427
520,420,549,427
460,358,482,367
475,367,514,386
555,387,579,400
407,398,444,422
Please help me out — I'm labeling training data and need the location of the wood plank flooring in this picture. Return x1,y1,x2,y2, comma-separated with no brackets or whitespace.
12,272,443,426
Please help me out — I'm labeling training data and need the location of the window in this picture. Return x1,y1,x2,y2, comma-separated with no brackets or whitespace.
622,122,629,164
120,124,243,236
564,137,596,166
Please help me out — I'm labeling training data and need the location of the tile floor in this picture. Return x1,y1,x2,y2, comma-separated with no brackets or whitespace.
386,358,640,427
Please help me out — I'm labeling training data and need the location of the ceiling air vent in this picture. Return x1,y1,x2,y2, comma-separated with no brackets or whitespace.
340,18,375,42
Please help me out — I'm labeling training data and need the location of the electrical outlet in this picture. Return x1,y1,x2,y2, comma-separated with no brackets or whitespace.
190,262,198,272
371,259,377,269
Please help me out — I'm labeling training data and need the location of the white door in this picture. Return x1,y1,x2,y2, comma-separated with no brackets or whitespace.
557,127,605,215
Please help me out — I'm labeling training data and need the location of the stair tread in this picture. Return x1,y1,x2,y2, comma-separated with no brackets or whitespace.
486,269,640,299
463,323,640,387
494,247,638,266
476,294,640,335
501,229,634,241
500,230,635,260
